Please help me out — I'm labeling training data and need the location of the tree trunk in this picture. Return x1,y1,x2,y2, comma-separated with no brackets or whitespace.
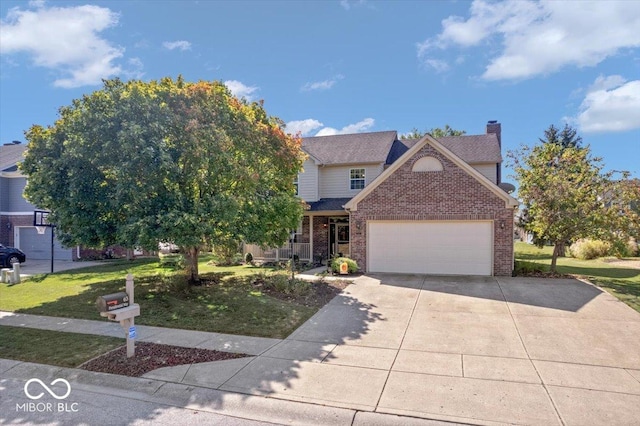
550,243,561,273
184,246,200,285
557,241,566,257
126,248,134,261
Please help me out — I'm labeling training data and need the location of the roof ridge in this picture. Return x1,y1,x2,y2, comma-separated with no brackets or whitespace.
303,130,397,140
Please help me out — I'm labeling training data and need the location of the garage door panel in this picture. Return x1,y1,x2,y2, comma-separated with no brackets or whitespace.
368,221,492,276
18,227,73,261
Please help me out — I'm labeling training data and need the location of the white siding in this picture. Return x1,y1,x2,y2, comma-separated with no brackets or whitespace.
319,164,384,199
472,163,498,184
298,159,319,202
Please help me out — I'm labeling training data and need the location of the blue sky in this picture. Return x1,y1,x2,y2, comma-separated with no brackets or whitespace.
1,0,639,182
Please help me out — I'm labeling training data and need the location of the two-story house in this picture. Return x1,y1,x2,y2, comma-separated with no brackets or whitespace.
245,121,518,276
0,142,73,261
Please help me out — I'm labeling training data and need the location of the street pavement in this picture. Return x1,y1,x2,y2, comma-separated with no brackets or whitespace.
2,274,640,425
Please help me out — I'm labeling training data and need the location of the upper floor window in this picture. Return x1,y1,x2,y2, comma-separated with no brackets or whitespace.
293,175,299,195
350,168,365,190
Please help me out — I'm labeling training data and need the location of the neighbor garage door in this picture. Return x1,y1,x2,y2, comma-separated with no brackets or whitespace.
18,227,73,261
368,221,493,275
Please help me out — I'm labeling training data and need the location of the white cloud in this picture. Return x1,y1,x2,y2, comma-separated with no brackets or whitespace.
315,118,375,136
123,57,144,80
285,119,324,136
424,59,450,73
575,76,640,133
418,0,640,81
340,0,367,11
0,3,125,88
224,80,259,101
301,74,344,92
162,40,191,51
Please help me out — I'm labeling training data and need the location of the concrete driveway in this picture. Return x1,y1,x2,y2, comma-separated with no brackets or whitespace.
213,274,640,425
17,259,105,276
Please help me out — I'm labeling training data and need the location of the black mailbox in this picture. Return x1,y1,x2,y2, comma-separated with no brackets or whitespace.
96,292,130,312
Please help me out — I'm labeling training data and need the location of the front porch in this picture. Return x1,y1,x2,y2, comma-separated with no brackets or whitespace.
243,214,350,265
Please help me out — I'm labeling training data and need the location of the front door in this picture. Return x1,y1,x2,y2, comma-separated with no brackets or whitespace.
329,218,349,258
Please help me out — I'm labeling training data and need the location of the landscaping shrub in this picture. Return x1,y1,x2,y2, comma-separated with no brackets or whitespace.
262,273,311,296
622,237,639,257
330,257,358,274
213,241,242,266
244,252,254,265
567,239,612,260
513,260,545,276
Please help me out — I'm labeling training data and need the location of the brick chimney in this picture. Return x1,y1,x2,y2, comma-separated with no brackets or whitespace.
486,120,501,148
487,120,502,184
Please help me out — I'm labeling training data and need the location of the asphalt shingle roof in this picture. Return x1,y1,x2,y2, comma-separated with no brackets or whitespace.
302,131,397,165
302,131,501,167
306,198,352,212
438,134,502,163
0,144,27,172
390,135,502,165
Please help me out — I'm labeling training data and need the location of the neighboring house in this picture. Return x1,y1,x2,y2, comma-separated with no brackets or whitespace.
0,142,74,261
245,121,519,276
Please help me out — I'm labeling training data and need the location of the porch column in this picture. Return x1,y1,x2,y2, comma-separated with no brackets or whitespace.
309,214,314,262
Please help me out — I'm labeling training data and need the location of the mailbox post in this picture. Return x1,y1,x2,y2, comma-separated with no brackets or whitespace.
96,273,140,358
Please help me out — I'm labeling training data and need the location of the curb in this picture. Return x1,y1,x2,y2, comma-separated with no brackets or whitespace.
1,359,467,425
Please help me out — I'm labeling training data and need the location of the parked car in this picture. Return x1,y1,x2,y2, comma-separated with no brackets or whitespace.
0,244,26,268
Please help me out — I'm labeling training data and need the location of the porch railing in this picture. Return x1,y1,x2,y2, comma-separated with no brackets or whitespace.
243,243,311,262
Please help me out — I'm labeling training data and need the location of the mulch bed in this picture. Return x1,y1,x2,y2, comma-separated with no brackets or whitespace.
79,342,248,377
516,271,573,279
259,279,351,307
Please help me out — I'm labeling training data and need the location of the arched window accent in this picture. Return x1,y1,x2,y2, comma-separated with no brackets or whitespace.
412,156,443,172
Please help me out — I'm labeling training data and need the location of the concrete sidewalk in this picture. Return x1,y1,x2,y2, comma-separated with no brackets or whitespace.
2,274,640,425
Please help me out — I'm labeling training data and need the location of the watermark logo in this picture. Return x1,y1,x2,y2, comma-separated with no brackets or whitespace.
17,378,78,413
24,378,71,400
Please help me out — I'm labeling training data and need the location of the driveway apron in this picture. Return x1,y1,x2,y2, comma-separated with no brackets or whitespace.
217,273,640,425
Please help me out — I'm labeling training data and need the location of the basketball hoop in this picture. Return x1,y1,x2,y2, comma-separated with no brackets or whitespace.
36,226,47,235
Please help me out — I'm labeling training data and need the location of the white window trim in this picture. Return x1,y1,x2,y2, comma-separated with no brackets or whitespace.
349,168,365,190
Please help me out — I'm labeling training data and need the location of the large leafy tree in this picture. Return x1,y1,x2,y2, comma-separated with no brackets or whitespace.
509,142,634,272
400,124,466,139
519,123,584,253
22,77,305,284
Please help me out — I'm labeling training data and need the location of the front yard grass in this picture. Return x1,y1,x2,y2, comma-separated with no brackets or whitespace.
0,325,123,368
515,242,640,312
0,255,323,339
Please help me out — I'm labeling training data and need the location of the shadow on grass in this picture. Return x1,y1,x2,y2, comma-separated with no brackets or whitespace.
12,272,318,339
2,272,383,425
557,265,640,280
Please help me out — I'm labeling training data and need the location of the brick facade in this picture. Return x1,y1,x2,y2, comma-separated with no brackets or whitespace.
349,144,515,276
312,216,330,263
0,215,32,247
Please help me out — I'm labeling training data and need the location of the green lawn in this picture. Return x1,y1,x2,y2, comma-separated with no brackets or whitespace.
0,325,123,368
515,242,640,312
0,256,316,339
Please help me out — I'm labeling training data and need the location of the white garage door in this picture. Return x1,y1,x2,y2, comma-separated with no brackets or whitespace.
368,221,493,275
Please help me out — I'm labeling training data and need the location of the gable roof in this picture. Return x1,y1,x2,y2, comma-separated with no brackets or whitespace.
302,131,397,165
345,134,518,210
389,134,501,165
0,143,27,173
302,131,501,167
